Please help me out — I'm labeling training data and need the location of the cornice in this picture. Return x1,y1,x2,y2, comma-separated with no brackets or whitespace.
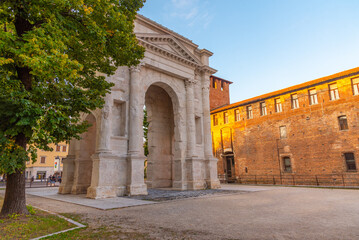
136,14,198,48
195,65,218,75
137,37,200,68
136,34,201,65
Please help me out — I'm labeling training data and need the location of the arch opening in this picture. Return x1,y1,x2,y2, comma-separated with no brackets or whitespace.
73,113,96,194
145,85,175,188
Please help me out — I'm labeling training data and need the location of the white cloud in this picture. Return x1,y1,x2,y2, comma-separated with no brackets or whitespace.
165,0,212,29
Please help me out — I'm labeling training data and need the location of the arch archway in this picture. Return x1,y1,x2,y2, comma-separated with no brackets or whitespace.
145,84,178,188
71,113,96,194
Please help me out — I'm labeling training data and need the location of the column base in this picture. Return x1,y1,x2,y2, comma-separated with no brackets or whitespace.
206,179,221,189
58,185,72,194
187,180,207,190
127,184,148,196
86,186,118,199
127,153,148,196
205,156,221,189
71,185,88,195
172,181,186,190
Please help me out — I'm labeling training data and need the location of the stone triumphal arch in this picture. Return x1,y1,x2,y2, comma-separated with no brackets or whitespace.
59,15,220,198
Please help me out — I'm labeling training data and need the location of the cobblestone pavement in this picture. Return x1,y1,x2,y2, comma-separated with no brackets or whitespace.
125,188,246,201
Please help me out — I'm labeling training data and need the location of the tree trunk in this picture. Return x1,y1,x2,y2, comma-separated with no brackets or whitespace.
0,134,29,216
0,10,34,217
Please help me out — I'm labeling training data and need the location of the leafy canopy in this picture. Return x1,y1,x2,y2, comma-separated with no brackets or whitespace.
0,0,145,174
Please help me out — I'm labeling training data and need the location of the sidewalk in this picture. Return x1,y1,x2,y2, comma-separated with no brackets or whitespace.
26,187,156,210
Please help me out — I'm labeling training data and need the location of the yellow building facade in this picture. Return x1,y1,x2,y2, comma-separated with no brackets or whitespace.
25,143,68,179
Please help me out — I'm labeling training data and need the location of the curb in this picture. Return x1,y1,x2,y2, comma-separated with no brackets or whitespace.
30,207,86,240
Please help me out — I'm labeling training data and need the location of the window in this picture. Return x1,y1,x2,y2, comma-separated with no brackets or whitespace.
56,145,61,152
275,98,282,112
280,126,287,139
235,109,240,122
309,89,318,105
329,83,339,100
40,156,46,164
62,145,67,152
344,153,356,171
223,112,229,124
246,105,253,119
352,77,359,96
221,81,224,91
283,157,292,172
260,102,267,116
291,94,299,109
212,79,217,89
213,114,218,126
338,115,348,130
36,171,46,180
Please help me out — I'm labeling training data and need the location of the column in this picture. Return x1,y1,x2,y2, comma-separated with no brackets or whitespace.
87,98,120,198
126,63,147,195
201,73,213,158
201,72,220,189
58,139,77,194
185,78,197,158
96,99,111,152
185,78,200,190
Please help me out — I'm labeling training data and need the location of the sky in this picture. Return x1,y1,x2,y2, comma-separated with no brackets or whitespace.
139,0,359,103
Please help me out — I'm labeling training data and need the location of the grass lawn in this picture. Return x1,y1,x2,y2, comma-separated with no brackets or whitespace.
44,225,150,240
0,197,75,240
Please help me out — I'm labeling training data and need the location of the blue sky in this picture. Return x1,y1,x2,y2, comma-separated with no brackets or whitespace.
139,0,359,103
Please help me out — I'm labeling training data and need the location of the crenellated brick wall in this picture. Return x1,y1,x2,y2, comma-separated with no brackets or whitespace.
209,76,232,111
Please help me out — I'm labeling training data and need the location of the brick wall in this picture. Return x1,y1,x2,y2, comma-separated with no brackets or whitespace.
211,68,359,185
209,76,232,110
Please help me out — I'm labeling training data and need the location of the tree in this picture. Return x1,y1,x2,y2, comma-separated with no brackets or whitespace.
143,108,148,178
0,0,145,216
143,108,149,157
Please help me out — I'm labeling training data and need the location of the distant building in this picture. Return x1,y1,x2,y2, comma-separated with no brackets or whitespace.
211,67,359,185
26,143,68,180
209,76,232,110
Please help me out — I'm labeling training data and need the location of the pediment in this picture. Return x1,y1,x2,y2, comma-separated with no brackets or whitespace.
136,33,201,66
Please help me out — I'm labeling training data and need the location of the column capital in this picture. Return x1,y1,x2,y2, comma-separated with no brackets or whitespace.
130,60,145,73
185,78,196,88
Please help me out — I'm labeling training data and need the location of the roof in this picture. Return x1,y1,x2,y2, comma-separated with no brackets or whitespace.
211,75,233,84
211,66,359,113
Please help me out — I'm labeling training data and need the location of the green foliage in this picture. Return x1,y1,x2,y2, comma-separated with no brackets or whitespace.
7,213,20,220
0,0,145,174
143,108,148,178
143,108,149,157
26,205,36,215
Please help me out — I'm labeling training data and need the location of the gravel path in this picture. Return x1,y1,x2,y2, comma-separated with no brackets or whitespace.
2,185,359,239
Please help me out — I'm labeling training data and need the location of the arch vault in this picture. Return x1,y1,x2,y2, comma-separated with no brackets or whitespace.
59,15,220,198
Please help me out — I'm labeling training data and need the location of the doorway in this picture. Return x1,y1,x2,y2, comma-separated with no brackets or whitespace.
224,155,236,183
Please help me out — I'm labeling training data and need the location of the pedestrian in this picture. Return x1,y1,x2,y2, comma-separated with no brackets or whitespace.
48,175,52,186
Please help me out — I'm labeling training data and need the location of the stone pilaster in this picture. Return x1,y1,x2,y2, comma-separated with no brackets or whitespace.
96,101,111,152
185,78,196,158
201,71,220,189
126,63,147,195
58,139,76,194
185,78,205,190
87,100,127,198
